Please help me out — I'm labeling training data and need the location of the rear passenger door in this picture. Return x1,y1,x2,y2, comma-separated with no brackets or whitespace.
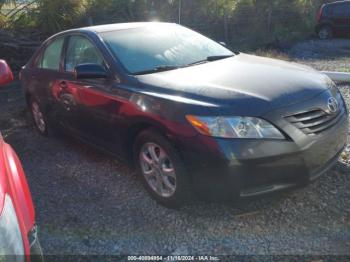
29,36,66,120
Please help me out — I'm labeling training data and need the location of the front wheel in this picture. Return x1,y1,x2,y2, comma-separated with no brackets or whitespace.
134,129,191,208
318,25,333,40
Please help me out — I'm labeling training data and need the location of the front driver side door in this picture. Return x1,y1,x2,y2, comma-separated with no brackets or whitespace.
56,34,122,150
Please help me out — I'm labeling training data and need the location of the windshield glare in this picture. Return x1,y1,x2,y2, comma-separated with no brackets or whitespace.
100,24,233,74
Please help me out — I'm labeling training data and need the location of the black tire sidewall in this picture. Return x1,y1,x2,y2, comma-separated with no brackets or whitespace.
318,25,333,40
29,98,49,136
134,129,191,208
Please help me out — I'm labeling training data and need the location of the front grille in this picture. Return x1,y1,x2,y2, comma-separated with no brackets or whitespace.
285,98,346,135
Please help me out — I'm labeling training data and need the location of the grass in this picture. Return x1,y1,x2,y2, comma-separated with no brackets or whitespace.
253,49,291,61
336,67,350,73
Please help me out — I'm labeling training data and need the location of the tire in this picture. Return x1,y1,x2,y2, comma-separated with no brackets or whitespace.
134,129,191,208
318,25,333,40
29,98,49,136
30,237,44,262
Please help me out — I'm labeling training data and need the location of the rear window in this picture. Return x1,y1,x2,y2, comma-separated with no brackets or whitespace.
322,5,330,16
332,3,350,17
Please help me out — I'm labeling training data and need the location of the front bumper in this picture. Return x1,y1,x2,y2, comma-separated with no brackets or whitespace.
178,102,348,200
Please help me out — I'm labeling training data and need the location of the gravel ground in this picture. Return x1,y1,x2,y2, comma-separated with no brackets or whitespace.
288,39,350,72
0,39,349,258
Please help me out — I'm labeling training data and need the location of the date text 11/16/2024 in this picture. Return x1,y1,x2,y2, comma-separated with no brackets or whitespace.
127,255,220,261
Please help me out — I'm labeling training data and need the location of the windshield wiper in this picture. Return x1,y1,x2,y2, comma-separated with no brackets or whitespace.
185,55,235,67
133,55,235,74
133,65,179,75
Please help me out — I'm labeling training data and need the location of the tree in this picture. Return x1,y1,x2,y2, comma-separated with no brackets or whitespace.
0,0,17,10
34,0,84,35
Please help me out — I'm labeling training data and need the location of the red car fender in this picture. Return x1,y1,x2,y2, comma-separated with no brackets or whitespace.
0,60,14,85
0,135,35,256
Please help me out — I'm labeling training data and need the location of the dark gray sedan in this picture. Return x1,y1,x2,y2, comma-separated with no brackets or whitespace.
20,22,348,207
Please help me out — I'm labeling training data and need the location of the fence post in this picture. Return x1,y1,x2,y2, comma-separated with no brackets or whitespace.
224,10,228,43
178,0,181,24
87,16,93,26
267,6,272,34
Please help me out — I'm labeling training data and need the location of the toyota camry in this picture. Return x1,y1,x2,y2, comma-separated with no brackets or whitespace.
20,23,349,207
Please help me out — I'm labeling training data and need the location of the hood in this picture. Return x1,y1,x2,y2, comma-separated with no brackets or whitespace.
135,54,332,115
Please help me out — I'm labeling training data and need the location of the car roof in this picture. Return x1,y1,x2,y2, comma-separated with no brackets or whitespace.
59,22,176,36
38,22,178,65
324,0,350,6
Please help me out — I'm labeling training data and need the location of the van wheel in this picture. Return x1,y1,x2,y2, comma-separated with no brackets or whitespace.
30,98,49,136
134,129,191,208
318,25,333,40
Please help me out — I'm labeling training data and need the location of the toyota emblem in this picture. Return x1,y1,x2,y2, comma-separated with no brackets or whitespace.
327,97,338,114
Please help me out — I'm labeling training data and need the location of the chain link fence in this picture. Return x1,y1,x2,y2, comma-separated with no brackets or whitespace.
0,0,342,71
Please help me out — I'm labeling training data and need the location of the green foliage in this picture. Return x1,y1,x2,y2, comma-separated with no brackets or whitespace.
35,0,84,35
0,0,16,27
227,0,325,49
0,0,16,9
0,0,330,48
85,0,148,24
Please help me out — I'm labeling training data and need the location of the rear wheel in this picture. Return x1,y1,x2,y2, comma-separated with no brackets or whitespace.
30,98,48,136
134,129,191,208
318,25,333,40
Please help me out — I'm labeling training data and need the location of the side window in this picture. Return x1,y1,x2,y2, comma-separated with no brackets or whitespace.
323,6,330,16
346,4,350,16
40,37,64,70
65,35,104,72
333,4,350,17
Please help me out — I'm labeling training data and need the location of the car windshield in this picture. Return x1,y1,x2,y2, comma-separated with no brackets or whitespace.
100,24,234,74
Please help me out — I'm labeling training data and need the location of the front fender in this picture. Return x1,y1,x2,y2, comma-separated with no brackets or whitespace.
1,140,35,240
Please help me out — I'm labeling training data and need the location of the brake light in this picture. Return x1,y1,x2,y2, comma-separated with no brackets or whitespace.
317,5,324,22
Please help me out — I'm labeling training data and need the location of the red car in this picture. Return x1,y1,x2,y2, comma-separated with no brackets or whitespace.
0,60,43,261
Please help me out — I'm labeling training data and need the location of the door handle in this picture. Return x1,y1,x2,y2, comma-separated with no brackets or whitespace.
59,81,68,89
60,94,75,112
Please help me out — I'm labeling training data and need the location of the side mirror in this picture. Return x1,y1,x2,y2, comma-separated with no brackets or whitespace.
0,60,14,86
74,63,108,80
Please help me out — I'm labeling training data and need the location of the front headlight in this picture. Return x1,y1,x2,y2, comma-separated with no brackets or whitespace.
0,194,25,258
186,115,285,139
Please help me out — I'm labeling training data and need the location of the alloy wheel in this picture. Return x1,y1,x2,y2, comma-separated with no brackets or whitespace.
319,27,331,39
139,142,177,198
31,102,46,133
